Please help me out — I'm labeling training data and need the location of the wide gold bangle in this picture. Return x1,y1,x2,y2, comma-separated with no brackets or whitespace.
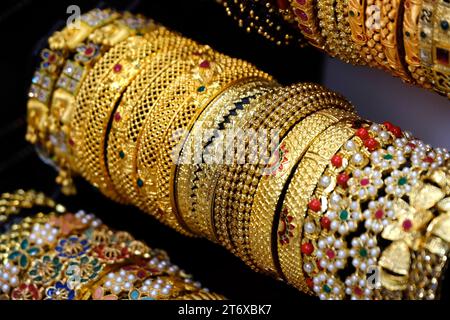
249,108,356,278
277,120,357,294
173,78,275,239
380,0,413,82
106,36,203,207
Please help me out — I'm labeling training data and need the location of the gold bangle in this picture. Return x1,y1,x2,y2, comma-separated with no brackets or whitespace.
380,0,413,82
75,36,157,203
418,0,435,84
249,108,355,278
277,120,356,294
106,37,203,207
403,0,433,87
431,0,450,97
159,67,271,235
290,0,327,49
364,0,391,69
173,79,275,239
317,0,364,64
213,84,354,271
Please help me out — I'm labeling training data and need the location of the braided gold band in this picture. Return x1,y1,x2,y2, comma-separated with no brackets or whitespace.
249,108,355,277
277,120,357,293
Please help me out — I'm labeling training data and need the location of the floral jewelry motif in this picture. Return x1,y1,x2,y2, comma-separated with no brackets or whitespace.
50,213,87,235
264,142,289,177
55,236,90,259
384,167,419,197
325,192,361,235
29,223,59,246
0,262,20,294
45,281,75,300
29,255,62,284
344,273,375,300
11,283,41,300
8,239,40,269
65,256,103,286
278,206,295,245
102,268,138,296
313,272,345,300
135,278,174,299
347,167,384,201
349,233,380,272
91,286,118,300
40,49,63,74
75,43,100,64
316,235,348,272
370,146,406,172
93,243,129,263
363,197,395,233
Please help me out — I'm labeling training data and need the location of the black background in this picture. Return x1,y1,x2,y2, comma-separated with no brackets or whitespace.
0,0,447,300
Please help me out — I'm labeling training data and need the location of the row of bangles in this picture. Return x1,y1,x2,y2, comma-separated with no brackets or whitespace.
219,0,450,98
14,8,450,300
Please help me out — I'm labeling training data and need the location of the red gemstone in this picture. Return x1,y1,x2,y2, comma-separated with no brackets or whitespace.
402,219,413,231
354,286,364,296
375,209,384,219
326,249,335,259
113,63,122,73
296,0,307,5
114,112,121,122
360,178,370,186
364,138,380,151
356,127,369,140
199,60,210,68
423,156,434,163
383,121,394,131
306,278,314,289
85,47,94,55
68,138,75,147
294,9,308,21
301,242,314,255
308,198,321,212
331,154,343,167
390,126,403,138
48,54,56,63
320,216,331,230
407,142,417,149
337,173,349,187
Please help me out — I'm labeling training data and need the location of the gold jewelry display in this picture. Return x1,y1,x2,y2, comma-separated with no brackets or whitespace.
25,8,450,300
0,190,224,300
220,0,450,97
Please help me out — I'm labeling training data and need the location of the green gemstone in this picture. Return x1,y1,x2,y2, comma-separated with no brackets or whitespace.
119,151,125,159
398,177,408,186
197,86,206,92
349,10,355,17
339,210,349,221
20,255,28,268
323,285,332,293
137,178,144,188
383,154,393,160
359,248,368,257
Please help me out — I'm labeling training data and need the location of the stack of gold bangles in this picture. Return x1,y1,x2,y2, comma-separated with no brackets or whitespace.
25,8,450,300
219,0,450,98
0,190,224,300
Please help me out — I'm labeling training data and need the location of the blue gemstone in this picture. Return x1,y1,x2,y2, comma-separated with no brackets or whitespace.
441,20,449,31
137,178,144,188
197,86,206,92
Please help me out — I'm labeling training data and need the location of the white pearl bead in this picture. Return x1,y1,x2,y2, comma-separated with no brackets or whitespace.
305,222,315,234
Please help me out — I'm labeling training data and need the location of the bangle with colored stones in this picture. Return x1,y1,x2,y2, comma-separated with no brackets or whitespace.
317,0,365,63
0,190,224,300
290,0,327,49
298,121,449,299
133,47,217,218
158,69,271,235
174,79,275,239
277,121,357,295
74,36,156,203
431,0,450,97
347,0,380,67
250,108,356,280
403,0,433,88
380,0,413,82
418,0,435,86
106,37,204,207
221,0,305,46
